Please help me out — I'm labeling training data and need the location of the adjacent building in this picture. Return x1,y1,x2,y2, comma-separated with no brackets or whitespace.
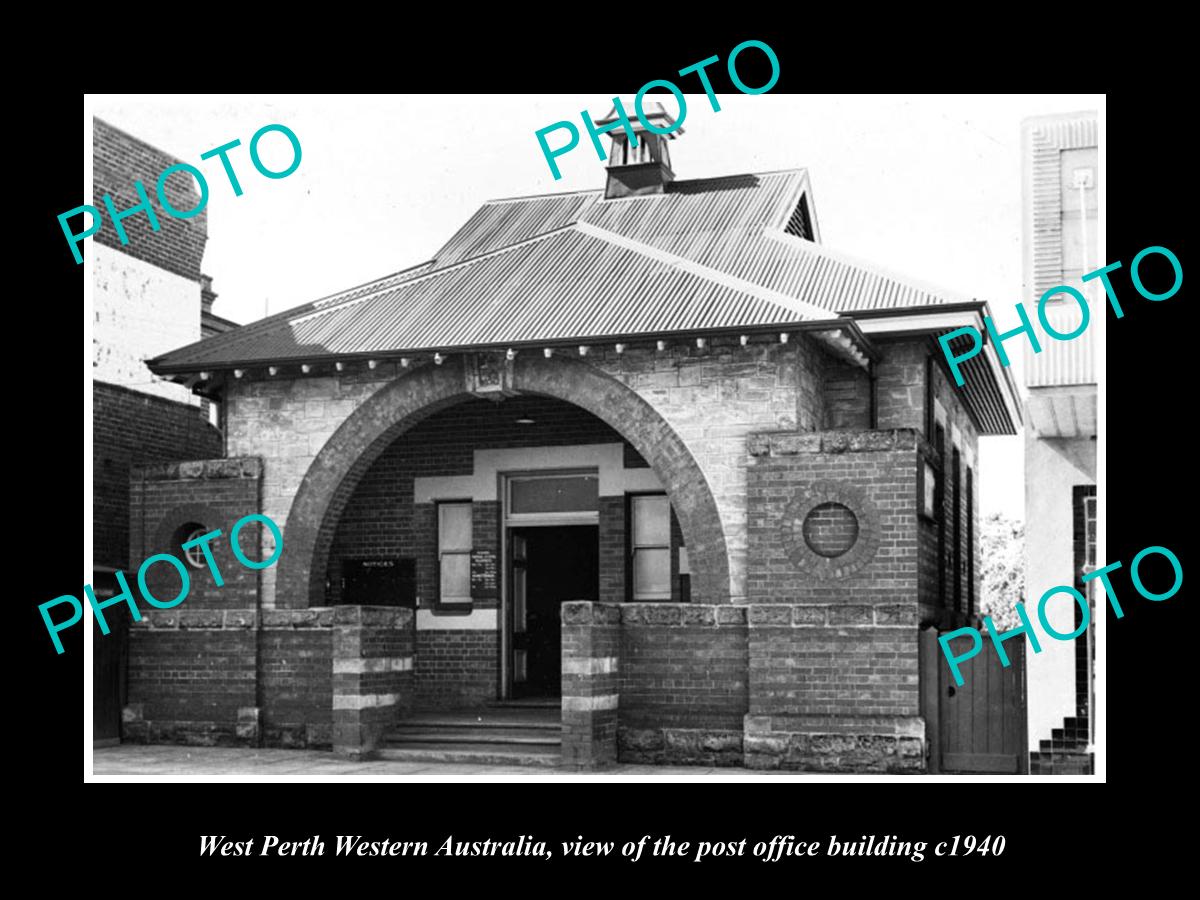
1022,111,1098,775
91,118,236,743
122,110,1023,771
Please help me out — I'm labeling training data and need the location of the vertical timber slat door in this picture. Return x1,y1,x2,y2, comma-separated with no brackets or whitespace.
939,632,1026,773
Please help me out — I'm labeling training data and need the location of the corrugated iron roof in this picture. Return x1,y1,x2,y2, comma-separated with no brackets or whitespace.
432,169,974,313
151,224,830,369
152,168,982,374
149,166,1021,434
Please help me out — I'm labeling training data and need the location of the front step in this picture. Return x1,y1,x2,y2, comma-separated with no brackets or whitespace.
383,706,561,768
487,698,560,709
377,743,561,767
389,727,559,746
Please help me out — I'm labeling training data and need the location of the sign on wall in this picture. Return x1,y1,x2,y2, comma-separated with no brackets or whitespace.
342,557,416,607
470,549,498,600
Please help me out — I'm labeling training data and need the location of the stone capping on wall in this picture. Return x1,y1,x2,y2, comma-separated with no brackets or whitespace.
617,603,747,626
129,606,414,630
132,457,262,482
748,428,934,459
564,601,919,635
560,600,622,626
746,604,917,627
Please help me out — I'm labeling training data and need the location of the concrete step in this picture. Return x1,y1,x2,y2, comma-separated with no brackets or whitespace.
399,710,559,730
487,698,560,709
377,743,561,767
387,727,560,746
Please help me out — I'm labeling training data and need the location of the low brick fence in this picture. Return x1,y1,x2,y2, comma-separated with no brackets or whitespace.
561,601,749,768
561,600,926,772
561,602,621,767
332,606,415,760
125,606,414,760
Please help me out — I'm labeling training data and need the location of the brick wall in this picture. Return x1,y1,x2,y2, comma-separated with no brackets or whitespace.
617,604,747,766
92,117,208,282
261,621,333,748
333,607,416,759
95,382,223,569
414,630,498,708
599,497,626,605
746,430,921,605
742,429,927,772
125,611,257,745
129,457,263,610
127,605,411,756
745,606,920,718
561,602,621,768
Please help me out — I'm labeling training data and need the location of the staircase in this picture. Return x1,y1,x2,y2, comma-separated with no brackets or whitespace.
1030,716,1093,775
379,700,561,767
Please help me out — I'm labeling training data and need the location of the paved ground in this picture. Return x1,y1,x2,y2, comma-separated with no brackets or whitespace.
92,745,802,780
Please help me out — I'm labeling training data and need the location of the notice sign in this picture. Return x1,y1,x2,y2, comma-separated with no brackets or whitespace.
470,549,498,600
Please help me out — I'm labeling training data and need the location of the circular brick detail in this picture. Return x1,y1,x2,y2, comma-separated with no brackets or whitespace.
802,502,859,558
150,502,225,557
783,481,879,580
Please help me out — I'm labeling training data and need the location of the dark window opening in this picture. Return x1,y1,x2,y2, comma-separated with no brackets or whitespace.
967,466,975,617
953,447,962,613
785,193,814,241
172,521,208,569
935,423,946,608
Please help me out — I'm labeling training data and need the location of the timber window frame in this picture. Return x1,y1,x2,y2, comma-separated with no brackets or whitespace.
436,500,473,607
182,526,208,569
627,492,672,602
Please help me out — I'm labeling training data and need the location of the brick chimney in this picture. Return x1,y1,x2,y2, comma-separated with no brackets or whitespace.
200,274,217,317
601,101,684,200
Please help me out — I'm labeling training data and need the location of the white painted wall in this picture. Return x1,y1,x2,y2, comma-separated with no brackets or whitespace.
412,443,664,504
1024,432,1095,751
93,242,201,405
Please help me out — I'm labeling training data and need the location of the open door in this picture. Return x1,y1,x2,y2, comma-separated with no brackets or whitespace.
509,526,598,698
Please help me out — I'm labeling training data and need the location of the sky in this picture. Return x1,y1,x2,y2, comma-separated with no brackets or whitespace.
89,93,1104,521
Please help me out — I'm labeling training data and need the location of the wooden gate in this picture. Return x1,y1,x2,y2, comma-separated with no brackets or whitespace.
920,628,1028,774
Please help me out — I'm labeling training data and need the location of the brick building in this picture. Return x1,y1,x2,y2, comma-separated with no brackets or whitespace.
127,111,1021,770
1021,112,1098,775
91,118,236,742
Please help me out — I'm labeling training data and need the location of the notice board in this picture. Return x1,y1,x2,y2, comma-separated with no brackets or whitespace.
470,549,498,600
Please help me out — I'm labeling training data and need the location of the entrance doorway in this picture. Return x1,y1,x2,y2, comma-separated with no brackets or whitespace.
510,526,599,698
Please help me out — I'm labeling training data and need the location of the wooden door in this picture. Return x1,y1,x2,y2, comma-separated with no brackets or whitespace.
937,631,1028,774
510,533,530,694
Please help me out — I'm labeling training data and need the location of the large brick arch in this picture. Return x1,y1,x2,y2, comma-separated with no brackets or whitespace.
275,355,732,609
